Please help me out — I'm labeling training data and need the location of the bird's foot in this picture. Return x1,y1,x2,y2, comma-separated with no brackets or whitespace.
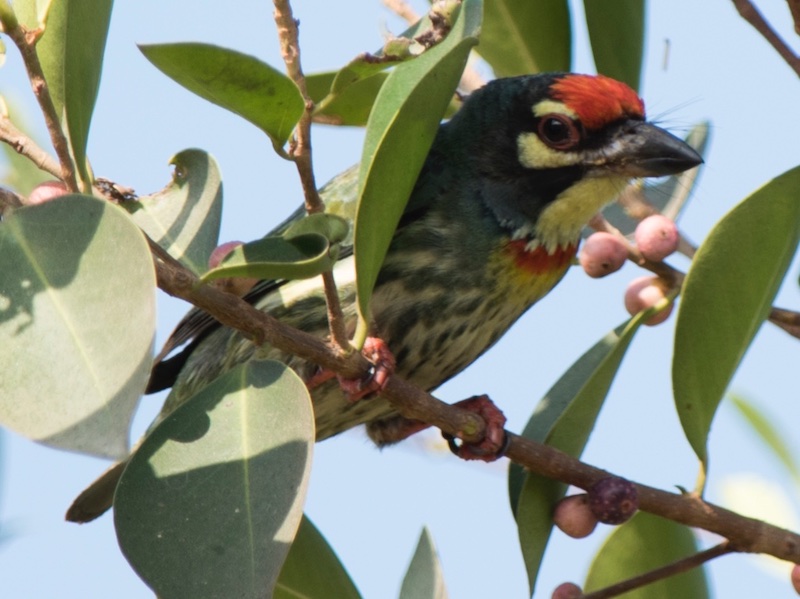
443,395,509,462
338,337,396,401
307,337,396,402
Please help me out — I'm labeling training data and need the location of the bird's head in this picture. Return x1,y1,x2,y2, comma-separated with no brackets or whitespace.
448,73,702,252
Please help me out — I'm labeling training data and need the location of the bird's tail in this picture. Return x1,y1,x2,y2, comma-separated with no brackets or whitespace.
65,460,127,523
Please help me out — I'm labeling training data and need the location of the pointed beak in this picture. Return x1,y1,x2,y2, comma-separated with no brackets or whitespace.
603,120,703,178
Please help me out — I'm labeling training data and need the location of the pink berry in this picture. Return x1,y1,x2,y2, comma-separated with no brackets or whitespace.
553,494,598,538
208,241,243,269
579,232,628,278
552,582,583,599
28,181,68,205
624,276,673,326
791,564,800,594
634,214,679,261
588,477,638,525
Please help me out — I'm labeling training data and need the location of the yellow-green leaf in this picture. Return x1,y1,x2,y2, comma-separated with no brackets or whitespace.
673,166,800,466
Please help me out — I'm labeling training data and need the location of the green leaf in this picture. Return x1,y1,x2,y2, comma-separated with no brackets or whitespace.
511,314,648,594
353,0,481,345
0,195,154,458
307,70,388,127
16,0,113,189
480,0,571,77
673,165,800,466
730,394,800,484
124,149,222,275
115,360,314,599
584,513,710,598
584,0,644,91
275,515,362,599
200,234,335,283
398,528,448,599
139,43,304,151
283,212,349,245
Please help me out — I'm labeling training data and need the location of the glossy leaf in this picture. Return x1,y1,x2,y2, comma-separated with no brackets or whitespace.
584,0,644,91
510,314,648,594
200,234,334,283
480,0,570,77
398,528,448,599
0,195,154,458
275,515,361,599
115,360,314,599
730,394,800,484
124,149,222,275
353,0,481,345
307,70,388,127
584,513,710,598
16,0,113,189
673,166,800,465
139,43,304,151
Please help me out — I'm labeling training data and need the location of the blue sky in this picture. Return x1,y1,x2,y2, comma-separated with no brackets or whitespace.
2,1,800,597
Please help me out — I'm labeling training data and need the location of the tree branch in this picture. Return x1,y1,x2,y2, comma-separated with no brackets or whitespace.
0,114,62,179
732,0,800,77
272,0,351,352
1,17,79,190
149,238,800,563
580,542,733,598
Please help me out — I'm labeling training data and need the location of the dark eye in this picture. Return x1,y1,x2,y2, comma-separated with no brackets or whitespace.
537,114,580,150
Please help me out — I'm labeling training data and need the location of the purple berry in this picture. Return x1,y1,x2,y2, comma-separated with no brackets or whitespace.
552,582,583,599
588,477,638,525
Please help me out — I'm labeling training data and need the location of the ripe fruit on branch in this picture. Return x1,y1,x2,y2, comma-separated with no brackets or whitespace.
634,214,679,261
624,276,674,326
580,232,628,278
553,493,598,538
588,476,638,524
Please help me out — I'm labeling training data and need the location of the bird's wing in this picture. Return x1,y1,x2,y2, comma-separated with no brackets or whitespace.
146,166,361,394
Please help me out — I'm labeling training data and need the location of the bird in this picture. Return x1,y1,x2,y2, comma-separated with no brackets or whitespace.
66,72,702,523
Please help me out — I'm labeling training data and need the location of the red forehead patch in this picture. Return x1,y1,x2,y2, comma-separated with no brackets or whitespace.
551,74,645,130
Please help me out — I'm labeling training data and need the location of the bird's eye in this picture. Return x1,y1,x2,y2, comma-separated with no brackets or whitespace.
537,114,580,150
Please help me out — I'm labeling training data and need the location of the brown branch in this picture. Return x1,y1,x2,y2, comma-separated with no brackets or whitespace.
273,0,351,353
580,542,734,598
733,0,800,76
2,20,79,190
148,238,800,563
789,0,800,35
0,115,61,179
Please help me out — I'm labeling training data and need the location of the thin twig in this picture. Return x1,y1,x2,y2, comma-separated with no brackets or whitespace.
732,0,800,76
788,0,800,35
273,0,351,352
580,542,734,598
2,20,79,190
0,116,61,178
